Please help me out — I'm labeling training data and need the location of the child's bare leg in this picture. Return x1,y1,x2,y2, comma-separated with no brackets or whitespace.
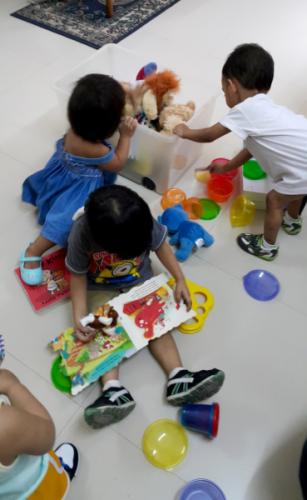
147,333,182,376
0,369,55,465
24,235,54,269
287,197,305,219
264,191,304,243
264,190,285,244
100,366,120,388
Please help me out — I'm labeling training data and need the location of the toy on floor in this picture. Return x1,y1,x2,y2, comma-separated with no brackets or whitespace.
199,198,221,221
158,205,214,262
169,276,214,334
243,159,267,180
207,176,233,203
182,197,203,219
243,269,280,301
179,479,226,500
142,419,188,470
230,195,256,227
179,402,219,438
161,187,187,209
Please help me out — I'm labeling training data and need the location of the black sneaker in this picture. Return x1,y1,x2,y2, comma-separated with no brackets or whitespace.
54,442,79,481
166,369,225,406
237,233,278,261
84,386,136,429
282,215,302,235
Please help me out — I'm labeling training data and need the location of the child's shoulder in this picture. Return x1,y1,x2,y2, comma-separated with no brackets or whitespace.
64,130,110,159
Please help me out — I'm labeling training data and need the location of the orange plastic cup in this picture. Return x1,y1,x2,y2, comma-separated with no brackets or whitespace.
182,197,203,219
161,188,187,209
207,177,233,203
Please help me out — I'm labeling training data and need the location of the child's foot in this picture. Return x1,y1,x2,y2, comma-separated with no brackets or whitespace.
54,442,79,481
19,251,43,285
166,368,225,406
282,215,303,235
84,386,136,429
237,233,278,261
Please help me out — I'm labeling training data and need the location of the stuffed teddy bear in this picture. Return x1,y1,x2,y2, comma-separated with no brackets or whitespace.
158,205,214,262
159,101,196,135
122,70,180,127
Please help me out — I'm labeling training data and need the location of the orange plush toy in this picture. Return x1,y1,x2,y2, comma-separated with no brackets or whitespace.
142,70,180,121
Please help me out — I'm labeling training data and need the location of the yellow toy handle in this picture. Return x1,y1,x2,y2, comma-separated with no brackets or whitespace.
168,277,214,334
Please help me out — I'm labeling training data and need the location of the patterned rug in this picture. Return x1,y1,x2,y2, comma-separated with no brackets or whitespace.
11,0,180,49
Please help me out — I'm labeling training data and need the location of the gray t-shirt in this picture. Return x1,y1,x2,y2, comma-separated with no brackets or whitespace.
65,214,167,290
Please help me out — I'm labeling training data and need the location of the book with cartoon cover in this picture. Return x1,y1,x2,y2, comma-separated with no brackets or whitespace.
50,274,195,395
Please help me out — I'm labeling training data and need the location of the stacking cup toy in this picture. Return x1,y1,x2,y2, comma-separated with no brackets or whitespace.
161,188,186,209
179,403,219,438
207,176,233,203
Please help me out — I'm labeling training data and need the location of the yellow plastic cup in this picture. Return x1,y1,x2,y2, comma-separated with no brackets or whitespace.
230,195,256,227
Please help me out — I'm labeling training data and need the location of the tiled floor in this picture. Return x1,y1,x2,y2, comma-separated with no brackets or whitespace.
1,0,307,499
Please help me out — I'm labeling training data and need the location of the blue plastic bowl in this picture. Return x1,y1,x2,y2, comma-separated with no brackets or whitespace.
243,269,280,301
179,478,226,500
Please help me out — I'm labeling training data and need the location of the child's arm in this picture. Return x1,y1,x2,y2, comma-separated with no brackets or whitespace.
155,241,192,310
70,273,96,342
209,148,252,173
0,369,55,466
98,116,137,173
173,122,229,143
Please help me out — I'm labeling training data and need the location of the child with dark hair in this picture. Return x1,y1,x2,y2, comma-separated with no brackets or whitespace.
174,43,307,261
21,74,137,285
65,185,225,429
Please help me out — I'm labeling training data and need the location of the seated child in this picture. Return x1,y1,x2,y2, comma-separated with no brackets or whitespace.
0,364,78,498
65,185,225,429
21,73,137,285
174,43,307,261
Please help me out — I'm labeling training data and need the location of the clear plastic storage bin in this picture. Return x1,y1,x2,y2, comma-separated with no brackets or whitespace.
54,44,216,193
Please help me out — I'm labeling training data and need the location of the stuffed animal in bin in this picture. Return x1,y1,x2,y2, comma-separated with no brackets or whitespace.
158,205,214,262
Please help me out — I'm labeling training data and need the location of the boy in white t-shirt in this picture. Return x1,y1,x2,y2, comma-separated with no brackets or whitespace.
174,43,307,261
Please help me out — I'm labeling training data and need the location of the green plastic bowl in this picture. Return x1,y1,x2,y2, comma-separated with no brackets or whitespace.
51,356,71,393
243,160,267,180
199,198,221,220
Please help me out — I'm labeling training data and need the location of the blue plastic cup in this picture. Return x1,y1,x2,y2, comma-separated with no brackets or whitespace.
179,403,219,438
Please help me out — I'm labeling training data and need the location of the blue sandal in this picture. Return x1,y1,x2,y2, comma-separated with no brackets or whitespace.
20,252,43,286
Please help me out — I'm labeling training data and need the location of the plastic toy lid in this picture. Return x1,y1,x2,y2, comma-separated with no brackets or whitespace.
243,269,280,301
142,419,188,470
51,356,71,393
179,479,226,500
161,188,187,209
199,198,221,220
183,197,203,219
243,160,267,180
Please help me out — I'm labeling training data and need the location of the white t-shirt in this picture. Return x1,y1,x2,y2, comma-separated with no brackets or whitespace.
219,94,307,195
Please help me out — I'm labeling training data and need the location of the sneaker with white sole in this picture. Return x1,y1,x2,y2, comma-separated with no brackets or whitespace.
282,215,302,235
54,442,79,481
84,386,136,429
237,233,278,261
166,368,225,406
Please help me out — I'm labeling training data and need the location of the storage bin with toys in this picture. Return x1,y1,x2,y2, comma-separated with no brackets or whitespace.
54,44,216,193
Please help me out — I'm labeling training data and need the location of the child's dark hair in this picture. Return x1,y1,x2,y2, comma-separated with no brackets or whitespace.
85,185,153,258
68,74,125,142
222,44,274,91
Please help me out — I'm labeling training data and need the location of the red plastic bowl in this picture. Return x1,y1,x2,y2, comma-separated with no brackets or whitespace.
207,177,233,203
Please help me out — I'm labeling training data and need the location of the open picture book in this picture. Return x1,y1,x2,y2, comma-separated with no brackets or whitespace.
50,274,196,395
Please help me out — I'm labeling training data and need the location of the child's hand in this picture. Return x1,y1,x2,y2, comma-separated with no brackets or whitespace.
173,123,190,138
74,320,96,343
174,279,192,311
209,160,227,174
119,116,138,137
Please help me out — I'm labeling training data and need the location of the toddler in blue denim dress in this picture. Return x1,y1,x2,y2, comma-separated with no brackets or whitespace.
20,73,137,285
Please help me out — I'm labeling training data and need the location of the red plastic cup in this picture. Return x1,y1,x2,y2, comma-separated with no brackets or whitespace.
207,176,233,203
211,157,238,180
